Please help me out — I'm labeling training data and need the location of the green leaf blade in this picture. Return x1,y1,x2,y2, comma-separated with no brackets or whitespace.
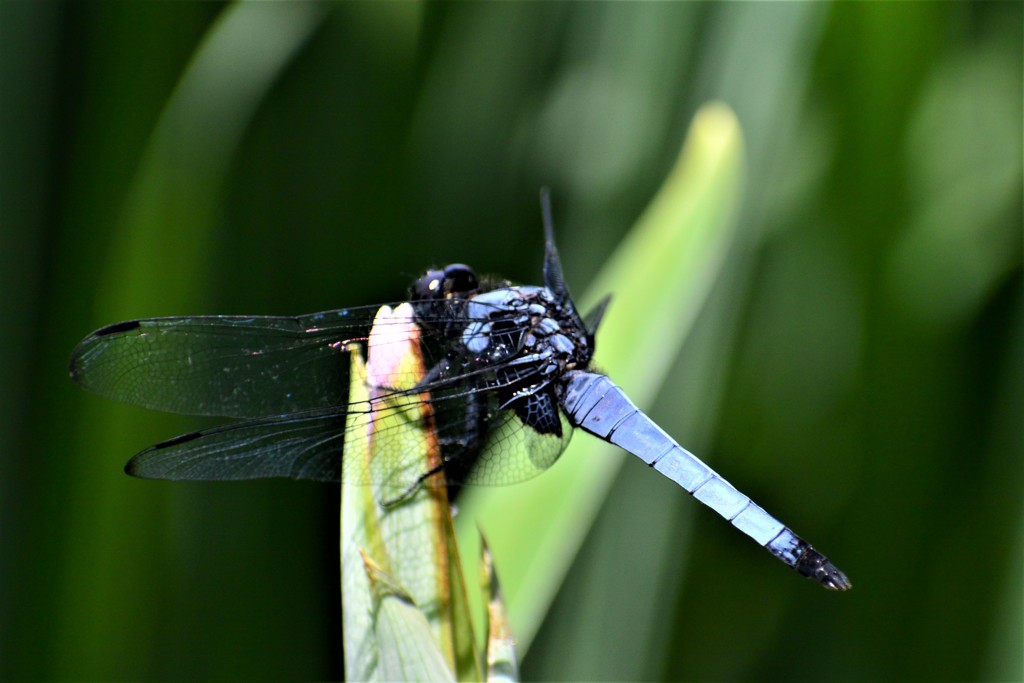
363,553,457,683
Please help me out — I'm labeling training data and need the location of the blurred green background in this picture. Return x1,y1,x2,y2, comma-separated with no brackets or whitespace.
2,2,1021,681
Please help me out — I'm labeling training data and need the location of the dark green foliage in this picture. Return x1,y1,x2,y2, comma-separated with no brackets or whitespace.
1,2,1019,681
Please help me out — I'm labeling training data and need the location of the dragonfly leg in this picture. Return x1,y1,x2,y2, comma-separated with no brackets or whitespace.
378,462,449,509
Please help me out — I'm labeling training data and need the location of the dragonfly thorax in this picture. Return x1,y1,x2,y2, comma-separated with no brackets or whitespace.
461,285,592,379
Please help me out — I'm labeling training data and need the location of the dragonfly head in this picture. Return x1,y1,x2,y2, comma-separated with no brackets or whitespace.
411,263,480,301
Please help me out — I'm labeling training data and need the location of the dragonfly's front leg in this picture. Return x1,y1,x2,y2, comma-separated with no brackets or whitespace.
378,462,449,509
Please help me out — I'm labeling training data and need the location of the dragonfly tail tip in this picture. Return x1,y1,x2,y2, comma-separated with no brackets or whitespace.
818,563,852,591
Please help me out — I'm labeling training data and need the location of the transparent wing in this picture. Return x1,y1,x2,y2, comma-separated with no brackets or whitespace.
74,299,574,489
67,304,475,419
459,405,573,486
125,382,573,491
125,407,350,482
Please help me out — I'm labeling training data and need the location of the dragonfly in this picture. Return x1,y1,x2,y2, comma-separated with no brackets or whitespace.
69,196,851,591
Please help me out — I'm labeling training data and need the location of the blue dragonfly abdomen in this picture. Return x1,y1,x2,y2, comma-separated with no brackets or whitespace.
561,370,851,591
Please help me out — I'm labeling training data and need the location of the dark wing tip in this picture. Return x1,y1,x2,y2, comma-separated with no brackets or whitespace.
123,459,141,477
95,320,142,337
69,320,143,381
124,451,159,479
125,431,203,479
123,455,144,478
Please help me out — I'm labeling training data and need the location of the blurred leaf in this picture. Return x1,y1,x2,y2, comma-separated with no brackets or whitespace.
54,4,329,678
886,45,1023,329
982,302,1024,681
455,102,744,651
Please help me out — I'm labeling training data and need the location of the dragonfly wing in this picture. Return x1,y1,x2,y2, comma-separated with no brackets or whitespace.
125,394,453,491
125,409,349,482
69,306,387,418
452,393,574,487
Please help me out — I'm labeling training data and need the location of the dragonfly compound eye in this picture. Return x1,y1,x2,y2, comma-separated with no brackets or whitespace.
411,264,478,301
412,268,446,300
441,264,478,296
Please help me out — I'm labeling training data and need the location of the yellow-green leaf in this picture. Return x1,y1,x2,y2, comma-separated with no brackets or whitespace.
362,552,456,683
